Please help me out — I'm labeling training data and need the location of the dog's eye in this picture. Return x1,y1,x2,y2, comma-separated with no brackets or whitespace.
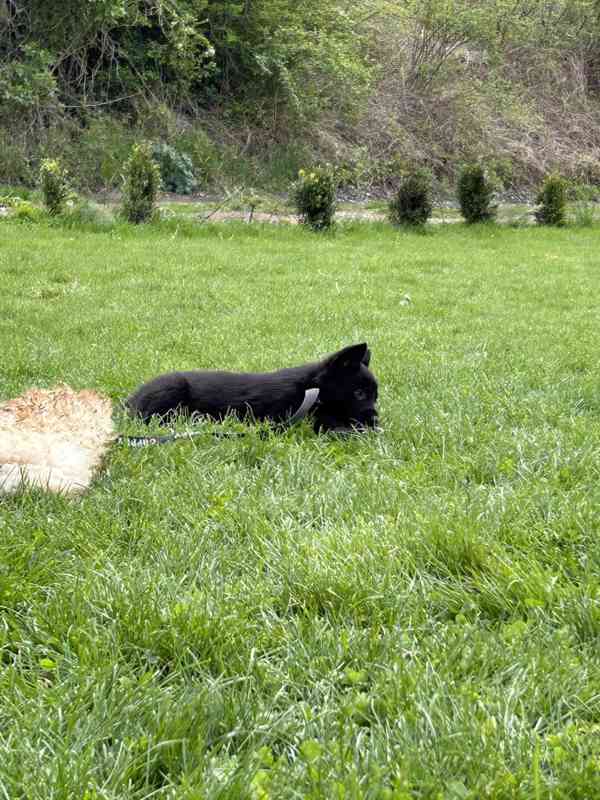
354,388,368,401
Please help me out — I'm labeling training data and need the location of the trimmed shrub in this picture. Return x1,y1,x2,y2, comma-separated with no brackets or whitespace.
457,164,497,223
389,168,433,226
152,143,197,194
121,142,161,224
293,166,336,231
535,174,567,226
39,158,70,215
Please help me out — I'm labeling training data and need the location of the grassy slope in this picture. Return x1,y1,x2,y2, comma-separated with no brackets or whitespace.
1,220,600,798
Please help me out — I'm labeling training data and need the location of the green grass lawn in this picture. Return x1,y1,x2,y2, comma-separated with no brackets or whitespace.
1,219,600,798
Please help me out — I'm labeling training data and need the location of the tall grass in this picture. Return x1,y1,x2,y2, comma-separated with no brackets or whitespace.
1,220,600,798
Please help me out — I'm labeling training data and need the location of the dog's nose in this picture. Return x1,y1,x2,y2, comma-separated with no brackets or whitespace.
354,409,378,429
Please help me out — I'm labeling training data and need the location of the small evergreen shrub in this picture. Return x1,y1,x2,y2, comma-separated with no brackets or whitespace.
535,174,567,226
152,143,197,194
121,142,161,224
293,166,337,231
39,158,70,215
457,164,497,223
389,168,433,226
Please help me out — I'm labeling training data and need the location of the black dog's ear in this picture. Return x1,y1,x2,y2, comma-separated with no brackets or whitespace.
323,343,369,373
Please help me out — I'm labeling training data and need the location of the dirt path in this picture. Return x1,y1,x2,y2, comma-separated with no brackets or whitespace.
201,209,391,225
193,207,498,225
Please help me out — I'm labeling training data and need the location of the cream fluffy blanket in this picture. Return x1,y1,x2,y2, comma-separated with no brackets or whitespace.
0,385,115,495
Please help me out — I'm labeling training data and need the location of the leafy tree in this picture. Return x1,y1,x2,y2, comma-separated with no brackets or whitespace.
0,0,372,121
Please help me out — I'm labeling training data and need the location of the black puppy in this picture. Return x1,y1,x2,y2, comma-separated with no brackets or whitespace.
126,342,378,432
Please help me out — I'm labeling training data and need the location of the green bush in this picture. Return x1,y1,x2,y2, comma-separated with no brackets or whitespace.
0,133,35,186
121,142,161,224
176,128,222,185
152,143,198,194
0,184,37,202
457,164,497,224
0,45,60,126
389,168,433,226
39,158,70,215
293,166,337,231
12,199,45,223
535,174,567,226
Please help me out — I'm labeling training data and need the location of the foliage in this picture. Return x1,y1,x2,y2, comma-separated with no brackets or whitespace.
0,131,35,185
121,142,161,224
2,1,216,106
457,164,497,223
2,1,600,192
0,2,372,126
225,1,373,124
386,0,600,88
0,45,60,125
54,199,114,229
10,199,45,223
39,159,71,215
176,127,223,185
69,116,137,192
0,183,36,201
535,174,567,226
293,166,337,230
152,143,197,195
388,168,433,226
0,193,16,208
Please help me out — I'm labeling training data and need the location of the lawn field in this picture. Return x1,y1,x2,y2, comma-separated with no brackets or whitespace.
1,219,600,798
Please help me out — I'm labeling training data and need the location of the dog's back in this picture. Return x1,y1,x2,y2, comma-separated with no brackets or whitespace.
127,364,315,423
